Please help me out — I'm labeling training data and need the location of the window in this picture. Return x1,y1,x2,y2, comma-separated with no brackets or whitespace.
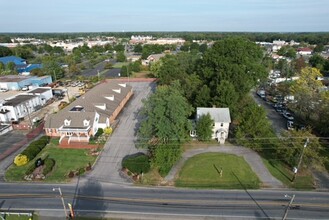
221,123,223,127
64,119,71,126
66,132,73,136
83,119,90,126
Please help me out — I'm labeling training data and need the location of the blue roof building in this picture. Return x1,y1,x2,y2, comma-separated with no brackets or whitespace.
0,56,26,67
0,56,42,74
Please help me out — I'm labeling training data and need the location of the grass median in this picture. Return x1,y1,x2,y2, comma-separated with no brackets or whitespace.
175,153,260,189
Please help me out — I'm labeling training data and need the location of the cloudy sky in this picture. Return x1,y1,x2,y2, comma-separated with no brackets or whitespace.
1,0,328,32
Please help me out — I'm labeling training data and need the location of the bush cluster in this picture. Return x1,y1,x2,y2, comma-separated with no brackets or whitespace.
122,154,151,174
104,127,113,135
42,158,55,175
94,128,104,138
20,136,49,161
14,154,29,166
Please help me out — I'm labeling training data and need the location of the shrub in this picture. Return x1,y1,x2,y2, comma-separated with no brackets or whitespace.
25,163,36,175
104,127,113,135
20,136,49,161
42,158,55,176
14,154,29,166
94,128,104,138
122,154,151,174
78,167,85,175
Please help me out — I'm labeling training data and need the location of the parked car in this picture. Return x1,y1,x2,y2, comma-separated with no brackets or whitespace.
287,120,294,130
0,88,8,92
283,112,294,121
21,86,29,91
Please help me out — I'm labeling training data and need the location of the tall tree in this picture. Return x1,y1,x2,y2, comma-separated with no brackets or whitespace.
196,113,214,141
138,82,193,147
290,67,323,120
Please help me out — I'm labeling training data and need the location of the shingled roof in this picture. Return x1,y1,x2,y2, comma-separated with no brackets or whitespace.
44,80,132,129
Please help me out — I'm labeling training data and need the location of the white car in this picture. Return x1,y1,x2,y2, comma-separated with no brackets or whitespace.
283,112,294,121
0,88,8,92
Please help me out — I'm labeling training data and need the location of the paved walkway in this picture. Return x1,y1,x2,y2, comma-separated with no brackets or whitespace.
165,145,284,189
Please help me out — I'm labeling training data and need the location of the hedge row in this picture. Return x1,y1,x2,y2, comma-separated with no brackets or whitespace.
42,158,55,175
21,136,50,161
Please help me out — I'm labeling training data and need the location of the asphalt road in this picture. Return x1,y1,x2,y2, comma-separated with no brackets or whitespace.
252,92,287,136
86,81,154,183
0,181,328,219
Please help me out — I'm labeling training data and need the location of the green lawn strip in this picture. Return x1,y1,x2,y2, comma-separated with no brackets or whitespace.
3,213,37,220
175,153,260,189
112,62,128,68
5,141,96,182
262,158,314,190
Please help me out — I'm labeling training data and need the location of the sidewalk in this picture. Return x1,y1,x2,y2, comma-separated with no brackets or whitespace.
165,145,284,189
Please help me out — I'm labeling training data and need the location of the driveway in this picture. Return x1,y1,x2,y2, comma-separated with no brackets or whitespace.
165,145,284,189
86,81,155,183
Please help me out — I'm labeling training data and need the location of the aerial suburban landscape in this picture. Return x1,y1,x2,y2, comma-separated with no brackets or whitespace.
0,1,329,220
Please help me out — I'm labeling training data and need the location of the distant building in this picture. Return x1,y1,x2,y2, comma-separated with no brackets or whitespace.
191,107,231,144
44,80,133,144
0,56,42,74
297,47,313,56
0,75,52,91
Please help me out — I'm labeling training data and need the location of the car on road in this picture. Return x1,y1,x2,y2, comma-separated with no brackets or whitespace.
283,112,294,121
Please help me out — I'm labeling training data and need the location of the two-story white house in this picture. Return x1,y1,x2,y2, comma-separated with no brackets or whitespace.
192,107,231,144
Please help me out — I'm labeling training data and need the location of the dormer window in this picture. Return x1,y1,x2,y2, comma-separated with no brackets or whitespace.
64,119,71,126
83,119,90,127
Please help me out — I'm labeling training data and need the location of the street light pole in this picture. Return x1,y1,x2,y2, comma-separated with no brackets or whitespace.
53,187,68,218
292,138,309,182
282,194,295,220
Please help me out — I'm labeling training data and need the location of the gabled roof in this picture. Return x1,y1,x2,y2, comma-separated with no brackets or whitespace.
44,80,132,129
196,107,231,123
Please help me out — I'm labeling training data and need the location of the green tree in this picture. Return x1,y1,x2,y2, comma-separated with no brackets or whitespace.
198,37,267,103
42,56,65,80
213,80,239,108
290,67,323,120
0,46,13,57
151,143,182,176
235,96,275,151
294,57,307,74
104,62,113,69
196,113,214,141
134,44,143,53
0,35,12,43
6,62,16,71
138,82,193,148
309,54,326,71
116,51,126,62
277,129,323,168
194,84,211,108
0,62,5,72
313,44,324,53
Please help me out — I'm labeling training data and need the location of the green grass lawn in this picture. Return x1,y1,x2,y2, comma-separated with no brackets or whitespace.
262,158,314,190
2,213,37,220
5,139,97,182
175,153,260,189
112,62,129,68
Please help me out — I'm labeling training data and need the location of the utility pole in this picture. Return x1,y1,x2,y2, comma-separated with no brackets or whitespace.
282,194,295,220
53,187,68,218
291,138,309,182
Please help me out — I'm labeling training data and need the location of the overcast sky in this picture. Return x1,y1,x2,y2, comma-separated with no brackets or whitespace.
1,0,328,32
